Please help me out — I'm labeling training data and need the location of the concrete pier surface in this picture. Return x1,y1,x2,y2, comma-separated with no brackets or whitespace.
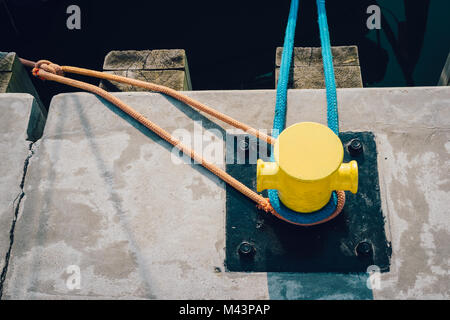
1,87,449,299
0,94,45,281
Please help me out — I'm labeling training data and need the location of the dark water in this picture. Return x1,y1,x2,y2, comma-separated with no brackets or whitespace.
1,0,449,106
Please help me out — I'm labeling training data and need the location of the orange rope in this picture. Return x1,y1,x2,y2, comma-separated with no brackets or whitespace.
63,66,276,145
23,58,275,145
26,59,345,223
30,61,273,212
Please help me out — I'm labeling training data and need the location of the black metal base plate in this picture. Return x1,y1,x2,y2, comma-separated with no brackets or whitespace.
225,131,391,273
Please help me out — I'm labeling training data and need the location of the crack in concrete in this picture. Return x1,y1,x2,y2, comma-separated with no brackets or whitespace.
0,142,34,299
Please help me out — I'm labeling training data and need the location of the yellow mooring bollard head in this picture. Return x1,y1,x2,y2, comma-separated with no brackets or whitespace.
257,122,358,213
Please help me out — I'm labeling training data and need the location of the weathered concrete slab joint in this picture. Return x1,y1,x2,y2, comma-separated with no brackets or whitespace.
0,94,44,299
0,142,34,299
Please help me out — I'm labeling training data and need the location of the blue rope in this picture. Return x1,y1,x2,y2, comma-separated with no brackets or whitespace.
268,0,339,225
272,0,298,140
317,0,339,134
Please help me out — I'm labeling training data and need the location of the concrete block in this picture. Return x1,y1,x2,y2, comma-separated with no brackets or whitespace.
275,46,360,67
0,52,46,117
275,46,363,88
0,94,44,292
100,49,192,91
2,87,450,299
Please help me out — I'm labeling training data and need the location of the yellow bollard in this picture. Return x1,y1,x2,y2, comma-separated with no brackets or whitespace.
257,122,358,213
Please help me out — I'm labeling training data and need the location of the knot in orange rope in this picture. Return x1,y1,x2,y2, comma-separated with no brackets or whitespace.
32,60,64,79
